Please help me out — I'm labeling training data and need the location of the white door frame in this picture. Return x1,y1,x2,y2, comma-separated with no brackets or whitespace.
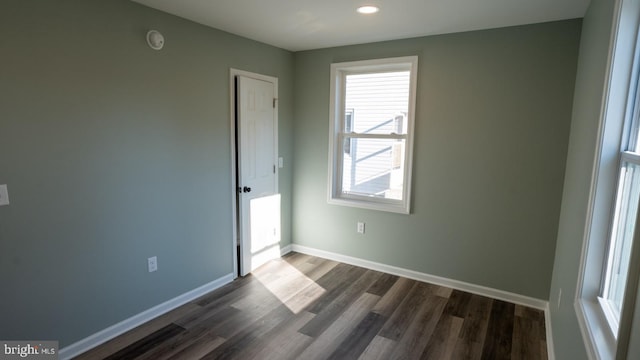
229,68,278,278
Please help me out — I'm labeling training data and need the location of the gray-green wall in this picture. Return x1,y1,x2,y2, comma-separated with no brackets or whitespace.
2,0,590,352
548,0,617,358
292,20,581,300
0,0,294,347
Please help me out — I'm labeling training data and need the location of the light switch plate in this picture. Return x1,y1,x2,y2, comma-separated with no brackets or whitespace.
0,184,9,206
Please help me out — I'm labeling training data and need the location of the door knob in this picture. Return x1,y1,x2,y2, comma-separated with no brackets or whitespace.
243,186,252,193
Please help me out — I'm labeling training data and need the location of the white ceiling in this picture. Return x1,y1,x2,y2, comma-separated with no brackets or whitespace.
131,0,590,52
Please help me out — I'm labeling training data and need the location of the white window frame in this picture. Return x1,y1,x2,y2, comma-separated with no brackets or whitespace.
327,56,418,214
575,0,640,359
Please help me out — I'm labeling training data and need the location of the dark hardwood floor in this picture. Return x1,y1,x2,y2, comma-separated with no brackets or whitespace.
74,252,548,360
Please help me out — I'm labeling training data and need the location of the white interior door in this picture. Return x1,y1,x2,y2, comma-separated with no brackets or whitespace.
237,75,280,276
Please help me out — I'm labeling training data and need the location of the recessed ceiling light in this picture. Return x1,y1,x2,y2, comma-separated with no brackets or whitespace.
357,5,379,14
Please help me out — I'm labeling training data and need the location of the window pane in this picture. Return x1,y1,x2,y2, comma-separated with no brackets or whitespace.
341,137,405,200
604,161,640,315
345,72,410,135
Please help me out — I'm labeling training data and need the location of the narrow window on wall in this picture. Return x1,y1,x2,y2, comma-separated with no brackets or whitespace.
327,56,418,214
600,77,640,334
576,1,640,358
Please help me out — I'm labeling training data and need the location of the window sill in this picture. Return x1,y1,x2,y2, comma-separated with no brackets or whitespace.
575,298,617,359
327,196,410,214
597,296,620,338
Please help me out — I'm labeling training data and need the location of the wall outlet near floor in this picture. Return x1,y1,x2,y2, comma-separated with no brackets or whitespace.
148,256,158,272
0,184,9,206
557,288,562,309
357,222,365,234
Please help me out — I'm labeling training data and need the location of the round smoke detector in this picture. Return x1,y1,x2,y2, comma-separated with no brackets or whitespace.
146,30,164,50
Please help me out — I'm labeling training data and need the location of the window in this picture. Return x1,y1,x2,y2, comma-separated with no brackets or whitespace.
600,150,640,331
576,0,640,358
327,56,418,214
597,88,640,338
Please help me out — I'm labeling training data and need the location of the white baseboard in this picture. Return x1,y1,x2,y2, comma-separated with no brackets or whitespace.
59,273,234,360
545,303,556,360
291,244,548,310
280,243,293,256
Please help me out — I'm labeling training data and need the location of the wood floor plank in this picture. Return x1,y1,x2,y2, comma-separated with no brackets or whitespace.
178,277,268,328
194,274,255,307
103,324,185,360
366,272,399,296
200,304,294,360
249,259,329,309
443,289,473,317
329,311,387,359
435,286,454,298
377,281,431,340
481,300,515,360
238,311,315,360
302,258,339,281
164,334,225,360
512,305,546,360
357,335,397,360
371,277,415,317
312,262,355,288
175,305,242,334
387,295,448,359
299,269,382,337
296,292,380,360
451,294,494,360
229,285,283,316
73,303,200,360
420,315,465,360
305,263,368,314
134,325,212,360
276,275,330,314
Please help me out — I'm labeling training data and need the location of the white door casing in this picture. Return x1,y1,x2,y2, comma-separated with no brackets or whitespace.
236,74,280,276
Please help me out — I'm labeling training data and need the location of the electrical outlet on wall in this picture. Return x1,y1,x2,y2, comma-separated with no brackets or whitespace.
0,184,9,206
357,222,365,234
148,256,158,272
557,288,562,309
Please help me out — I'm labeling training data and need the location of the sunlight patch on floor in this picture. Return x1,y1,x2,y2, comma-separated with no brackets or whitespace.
253,259,326,314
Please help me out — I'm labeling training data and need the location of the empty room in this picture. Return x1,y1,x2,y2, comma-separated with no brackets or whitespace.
2,0,640,359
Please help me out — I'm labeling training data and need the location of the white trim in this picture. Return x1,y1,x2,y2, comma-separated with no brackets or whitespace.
58,273,234,360
280,243,293,256
290,244,548,310
621,150,640,163
545,303,556,360
575,299,617,360
574,0,623,309
597,296,620,336
327,56,418,215
573,0,640,359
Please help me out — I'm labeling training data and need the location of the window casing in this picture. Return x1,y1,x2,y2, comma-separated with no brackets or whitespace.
598,91,640,337
327,56,418,214
576,0,640,358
